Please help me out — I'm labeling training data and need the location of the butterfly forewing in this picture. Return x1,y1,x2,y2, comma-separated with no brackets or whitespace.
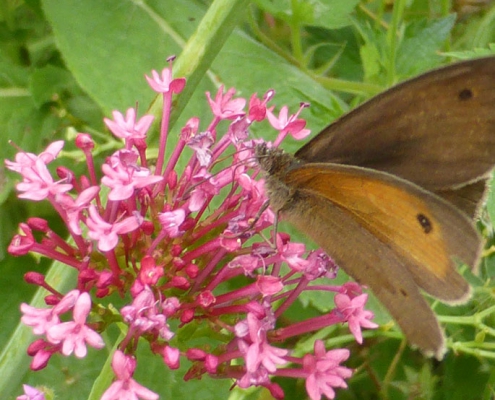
295,57,495,196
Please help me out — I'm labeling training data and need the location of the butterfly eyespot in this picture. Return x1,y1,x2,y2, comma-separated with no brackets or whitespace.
417,213,433,233
458,88,473,101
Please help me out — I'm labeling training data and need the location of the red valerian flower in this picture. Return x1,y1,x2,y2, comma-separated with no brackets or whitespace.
7,58,377,400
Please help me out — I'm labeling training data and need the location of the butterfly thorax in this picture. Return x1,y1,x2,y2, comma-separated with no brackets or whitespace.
255,143,301,212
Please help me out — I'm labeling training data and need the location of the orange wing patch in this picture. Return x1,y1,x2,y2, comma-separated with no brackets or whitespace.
287,164,451,279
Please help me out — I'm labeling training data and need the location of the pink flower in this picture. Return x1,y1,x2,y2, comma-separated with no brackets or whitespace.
267,104,311,141
121,286,174,340
15,158,72,201
138,256,164,286
278,238,309,271
205,354,219,373
27,339,57,371
187,131,215,167
163,345,180,369
86,205,143,251
334,293,378,344
47,292,104,357
187,169,220,211
228,254,261,276
101,153,162,201
304,250,338,280
146,64,186,94
8,223,35,255
104,108,154,142
101,350,159,400
16,384,46,400
7,59,374,399
237,367,270,388
158,208,186,238
247,90,274,122
206,86,246,120
256,275,283,296
21,290,80,335
122,286,155,320
239,313,288,374
20,304,58,335
6,141,64,172
56,186,100,234
75,133,95,151
304,340,353,400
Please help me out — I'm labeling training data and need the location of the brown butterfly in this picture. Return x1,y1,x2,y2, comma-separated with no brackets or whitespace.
257,57,495,359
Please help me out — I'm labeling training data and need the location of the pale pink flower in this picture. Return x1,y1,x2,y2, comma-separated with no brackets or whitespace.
206,86,246,120
47,292,104,358
162,297,180,317
86,205,143,251
187,169,215,212
163,345,180,369
228,254,261,276
146,65,186,94
334,293,378,344
101,350,159,400
278,239,309,271
6,140,64,172
101,154,162,201
304,340,353,400
239,313,288,374
104,108,154,142
158,208,186,238
56,186,100,234
267,105,310,140
16,158,72,201
256,275,283,296
21,290,79,335
237,366,270,388
121,286,174,340
21,304,59,335
121,286,155,323
16,384,46,400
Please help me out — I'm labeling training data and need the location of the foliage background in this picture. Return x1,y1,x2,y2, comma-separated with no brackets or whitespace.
0,0,494,399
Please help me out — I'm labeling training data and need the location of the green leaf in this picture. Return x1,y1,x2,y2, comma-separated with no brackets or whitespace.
311,0,360,29
396,15,457,77
42,0,194,114
254,0,360,29
29,65,75,107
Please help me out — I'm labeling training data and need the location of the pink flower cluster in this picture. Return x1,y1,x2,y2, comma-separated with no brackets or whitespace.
7,57,377,400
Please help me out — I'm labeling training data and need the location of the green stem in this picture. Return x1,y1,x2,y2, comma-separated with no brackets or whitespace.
247,7,303,69
289,0,304,61
381,339,407,400
386,0,406,85
316,75,383,96
147,0,250,139
439,304,495,326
